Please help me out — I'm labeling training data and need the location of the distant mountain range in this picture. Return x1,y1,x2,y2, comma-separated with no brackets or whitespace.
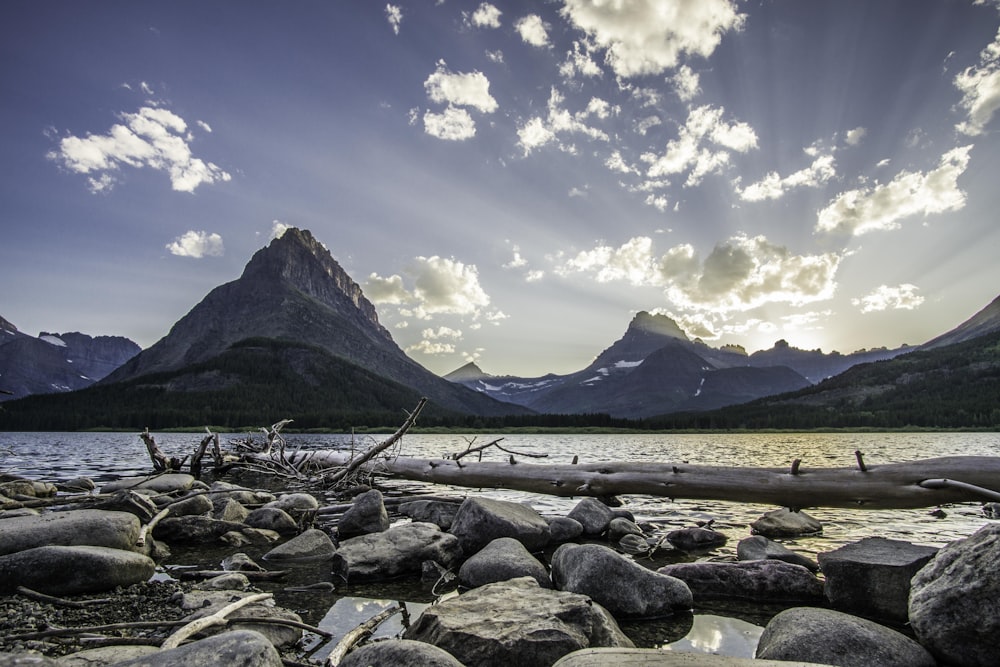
444,311,909,419
0,316,139,402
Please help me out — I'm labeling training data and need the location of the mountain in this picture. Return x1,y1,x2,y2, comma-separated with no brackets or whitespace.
747,339,910,383
0,317,139,402
101,227,525,418
921,294,1000,350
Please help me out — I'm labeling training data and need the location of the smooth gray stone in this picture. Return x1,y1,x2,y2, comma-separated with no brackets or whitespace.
244,507,298,535
398,500,460,530
0,652,62,666
332,522,462,582
100,473,195,494
458,536,551,589
212,497,249,523
0,509,141,556
751,508,822,538
567,497,615,536
339,639,464,667
658,560,823,601
449,497,550,554
756,607,935,667
57,644,159,665
111,629,283,666
152,516,246,544
338,489,389,537
263,492,318,513
166,493,214,517
909,523,1000,667
665,526,727,552
737,535,819,572
547,516,585,544
0,545,155,595
607,517,643,542
553,648,835,666
208,481,276,505
263,528,336,562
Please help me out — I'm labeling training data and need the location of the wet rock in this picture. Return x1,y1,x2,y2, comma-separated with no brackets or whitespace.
547,516,585,544
111,629,283,667
263,492,318,513
332,522,462,582
552,650,835,666
909,523,1000,667
92,489,159,522
618,534,649,555
58,645,159,665
449,497,550,554
229,605,303,648
665,526,727,552
404,576,633,667
0,652,62,665
244,507,298,535
153,516,246,544
101,473,195,495
755,607,935,667
196,572,251,591
398,499,460,530
237,528,281,545
737,535,819,572
0,545,155,595
551,543,692,618
0,509,142,556
263,528,336,562
567,498,615,536
606,517,643,542
458,537,551,589
751,508,822,538
337,489,389,537
167,493,214,517
222,552,265,572
658,560,823,601
983,502,1000,519
208,481,276,506
818,537,937,623
213,498,249,523
339,639,464,667
0,479,57,498
55,476,96,493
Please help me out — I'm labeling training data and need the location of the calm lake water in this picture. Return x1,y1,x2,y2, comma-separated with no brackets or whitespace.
3,431,999,660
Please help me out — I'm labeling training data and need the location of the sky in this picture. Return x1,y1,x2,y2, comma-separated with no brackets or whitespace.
3,0,1000,378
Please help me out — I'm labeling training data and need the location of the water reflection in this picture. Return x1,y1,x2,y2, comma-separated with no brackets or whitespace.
659,614,763,657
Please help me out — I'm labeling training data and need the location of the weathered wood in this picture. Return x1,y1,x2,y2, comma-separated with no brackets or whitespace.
161,593,271,649
325,605,401,667
253,452,1000,510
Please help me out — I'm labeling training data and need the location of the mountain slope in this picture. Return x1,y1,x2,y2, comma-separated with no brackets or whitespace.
921,294,1000,350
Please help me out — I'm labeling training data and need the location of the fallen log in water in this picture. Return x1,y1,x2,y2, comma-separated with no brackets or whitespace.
251,450,1000,510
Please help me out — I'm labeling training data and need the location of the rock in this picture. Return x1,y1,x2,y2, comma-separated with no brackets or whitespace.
229,605,303,647
751,508,822,538
101,473,195,495
0,545,155,595
180,590,260,612
110,629,283,666
552,649,837,666
55,476,96,493
222,552,265,572
338,489,389,537
0,479,57,498
458,537,551,589
152,516,246,544
0,652,62,665
665,526,727,552
263,528,336,562
755,607,935,667
92,490,159,522
339,639,465,667
195,573,251,591
0,509,142,556
908,523,1000,667
551,543,692,618
167,493,214,517
737,535,819,572
567,498,616,536
449,497,550,554
657,560,823,601
220,531,252,548
404,577,633,667
398,500,460,530
547,516,585,544
208,481,276,506
213,498,249,523
818,537,937,622
332,522,462,582
244,507,298,535
618,534,649,555
58,645,159,665
263,492,318,513
983,502,1000,519
606,517,643,542
237,528,281,545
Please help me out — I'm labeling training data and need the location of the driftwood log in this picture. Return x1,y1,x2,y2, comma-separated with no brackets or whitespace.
250,450,1000,510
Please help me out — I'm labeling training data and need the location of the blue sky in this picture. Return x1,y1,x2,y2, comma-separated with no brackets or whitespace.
3,0,1000,377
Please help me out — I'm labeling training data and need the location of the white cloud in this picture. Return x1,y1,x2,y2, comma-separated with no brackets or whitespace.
845,126,866,146
852,284,925,313
165,230,224,258
955,26,1000,135
605,150,638,174
515,14,550,47
672,65,701,101
424,106,477,141
635,115,662,135
364,272,409,305
560,0,745,78
407,339,456,355
424,61,498,113
385,4,402,35
517,87,610,155
48,106,230,193
738,154,836,202
367,256,492,321
486,49,504,63
560,40,603,78
469,2,501,28
196,120,212,133
271,220,291,239
816,145,972,235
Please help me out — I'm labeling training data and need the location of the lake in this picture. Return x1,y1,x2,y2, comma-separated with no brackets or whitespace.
2,430,999,660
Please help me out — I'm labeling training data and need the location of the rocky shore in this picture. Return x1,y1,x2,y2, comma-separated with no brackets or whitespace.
1,471,998,667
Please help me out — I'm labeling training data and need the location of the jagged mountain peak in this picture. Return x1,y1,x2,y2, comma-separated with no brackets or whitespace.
0,315,18,335
627,311,689,340
444,361,490,382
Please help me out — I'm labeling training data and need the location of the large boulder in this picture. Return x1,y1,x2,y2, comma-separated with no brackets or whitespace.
111,629,282,667
449,497,550,554
0,545,155,595
404,576,633,667
458,537,551,589
755,607,935,667
737,535,819,571
908,523,1000,667
0,509,142,556
818,537,937,622
658,560,823,601
208,481,276,505
244,507,298,535
263,492,318,513
553,649,837,666
551,543,692,618
337,489,390,537
263,528,336,562
101,473,195,495
751,508,822,538
398,500,461,530
166,493,214,517
547,516,585,544
566,498,615,536
339,639,464,667
152,516,247,544
332,522,462,582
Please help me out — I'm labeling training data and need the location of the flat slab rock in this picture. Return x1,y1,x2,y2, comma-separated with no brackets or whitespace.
0,545,155,595
553,648,835,666
332,521,461,582
0,509,142,556
658,560,823,601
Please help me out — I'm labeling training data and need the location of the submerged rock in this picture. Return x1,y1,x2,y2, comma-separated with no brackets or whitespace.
737,535,819,572
751,508,822,538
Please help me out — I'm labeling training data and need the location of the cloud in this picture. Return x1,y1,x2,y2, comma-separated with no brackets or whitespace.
165,230,224,258
424,60,498,113
385,4,402,35
515,15,550,47
955,26,1000,135
738,154,836,202
271,220,291,239
364,272,410,304
468,2,502,28
517,87,610,155
367,256,492,321
560,40,603,78
48,106,230,193
844,126,866,146
852,284,925,313
672,65,701,101
424,106,477,140
560,0,746,78
816,145,972,235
